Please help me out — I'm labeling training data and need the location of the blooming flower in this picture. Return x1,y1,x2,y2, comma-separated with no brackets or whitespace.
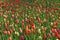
15,31,19,36
20,35,24,40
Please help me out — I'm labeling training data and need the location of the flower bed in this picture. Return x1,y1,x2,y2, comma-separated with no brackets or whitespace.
0,0,60,40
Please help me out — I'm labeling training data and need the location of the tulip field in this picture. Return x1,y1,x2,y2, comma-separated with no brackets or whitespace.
0,0,60,40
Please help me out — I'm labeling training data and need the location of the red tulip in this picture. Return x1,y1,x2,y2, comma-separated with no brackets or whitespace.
43,34,47,39
53,25,57,29
7,31,11,35
31,22,35,29
22,23,24,26
11,27,14,30
9,29,12,33
9,3,13,7
52,33,55,36
58,13,60,16
34,3,39,7
25,30,30,35
51,6,54,9
11,11,14,14
15,0,20,4
54,21,58,25
9,7,12,10
3,6,7,9
10,0,13,2
52,29,58,36
56,34,60,40
0,2,2,6
15,19,19,23
56,8,60,10
44,9,48,13
37,17,41,23
12,14,14,18
26,19,30,23
54,10,56,13
52,29,57,33
25,25,31,34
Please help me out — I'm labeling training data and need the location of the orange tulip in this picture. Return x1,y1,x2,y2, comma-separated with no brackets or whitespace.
8,36,12,40
3,30,7,34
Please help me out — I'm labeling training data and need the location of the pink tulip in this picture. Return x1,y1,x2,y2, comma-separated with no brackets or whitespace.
20,36,24,40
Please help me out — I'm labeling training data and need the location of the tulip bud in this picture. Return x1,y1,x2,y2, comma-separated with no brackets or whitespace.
7,31,11,35
10,18,13,21
22,20,24,26
3,15,8,18
50,22,54,26
3,30,7,34
11,26,15,30
19,28,22,33
15,31,19,36
56,35,60,39
4,23,8,27
43,34,47,39
31,28,35,33
25,30,29,34
48,33,51,37
31,22,35,29
37,17,41,24
15,19,19,23
38,36,42,40
8,36,12,40
53,25,57,29
20,35,24,40
4,18,6,22
44,9,48,13
12,14,14,18
25,29,31,34
38,29,41,34
42,26,46,31
43,19,46,22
